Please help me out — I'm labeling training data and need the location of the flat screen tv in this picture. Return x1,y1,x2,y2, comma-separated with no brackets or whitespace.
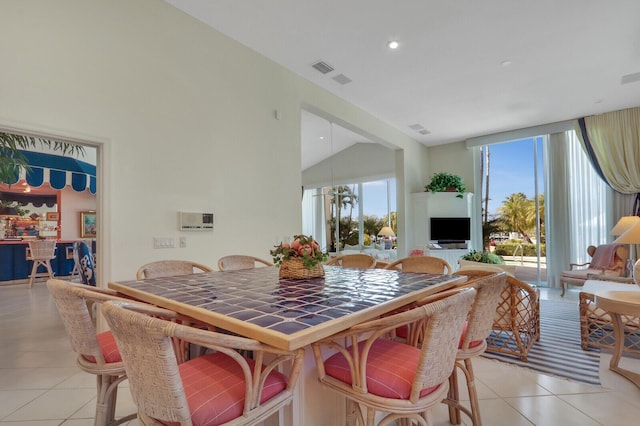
430,217,471,243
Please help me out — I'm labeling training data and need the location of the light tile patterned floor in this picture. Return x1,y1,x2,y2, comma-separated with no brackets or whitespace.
1,282,640,425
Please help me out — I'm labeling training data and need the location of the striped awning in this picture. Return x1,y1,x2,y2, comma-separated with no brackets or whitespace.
6,150,96,194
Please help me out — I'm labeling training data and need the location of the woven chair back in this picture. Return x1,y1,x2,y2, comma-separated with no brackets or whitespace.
217,255,273,271
325,253,376,269
459,272,508,349
102,302,191,424
27,240,57,260
46,279,105,364
136,260,213,280
385,255,452,274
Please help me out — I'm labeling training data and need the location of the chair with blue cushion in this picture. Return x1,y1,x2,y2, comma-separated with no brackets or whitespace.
74,240,96,286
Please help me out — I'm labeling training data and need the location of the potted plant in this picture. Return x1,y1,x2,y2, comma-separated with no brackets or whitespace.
424,172,466,198
458,249,516,275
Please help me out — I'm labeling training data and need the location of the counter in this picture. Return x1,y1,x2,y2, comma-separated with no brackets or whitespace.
0,239,95,282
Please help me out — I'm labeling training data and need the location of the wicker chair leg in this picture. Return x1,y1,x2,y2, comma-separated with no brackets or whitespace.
95,374,136,426
465,359,482,426
447,369,461,425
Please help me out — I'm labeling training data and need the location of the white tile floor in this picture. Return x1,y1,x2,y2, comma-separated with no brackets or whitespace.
1,283,640,426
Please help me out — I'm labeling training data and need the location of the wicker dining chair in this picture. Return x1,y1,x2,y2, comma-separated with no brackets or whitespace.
101,299,304,426
217,255,273,271
384,255,453,274
46,279,138,426
312,287,476,426
136,259,214,280
325,253,377,269
442,272,507,426
26,239,57,288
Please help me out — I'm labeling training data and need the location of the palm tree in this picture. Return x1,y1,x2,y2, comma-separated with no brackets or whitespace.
498,192,535,243
325,185,358,251
0,132,86,184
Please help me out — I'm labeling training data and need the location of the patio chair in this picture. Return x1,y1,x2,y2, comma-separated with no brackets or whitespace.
325,253,376,269
311,287,476,426
46,279,137,426
101,299,304,426
579,275,640,355
136,259,213,279
560,244,628,296
454,268,540,362
217,255,273,271
384,255,452,274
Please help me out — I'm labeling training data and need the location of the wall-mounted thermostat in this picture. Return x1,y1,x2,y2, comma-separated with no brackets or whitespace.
179,212,214,231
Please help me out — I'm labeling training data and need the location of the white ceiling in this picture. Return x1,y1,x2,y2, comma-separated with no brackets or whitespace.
165,0,640,168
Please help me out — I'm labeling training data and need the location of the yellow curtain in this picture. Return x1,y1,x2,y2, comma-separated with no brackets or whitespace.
575,106,640,194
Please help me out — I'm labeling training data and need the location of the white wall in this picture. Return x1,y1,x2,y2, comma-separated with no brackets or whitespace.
60,189,97,240
0,0,428,281
302,143,395,188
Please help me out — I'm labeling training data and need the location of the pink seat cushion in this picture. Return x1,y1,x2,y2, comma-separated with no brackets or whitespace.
324,339,440,399
458,322,483,349
81,331,122,364
163,352,288,426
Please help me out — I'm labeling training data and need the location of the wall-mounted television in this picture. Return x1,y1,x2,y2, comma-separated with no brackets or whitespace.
430,217,471,243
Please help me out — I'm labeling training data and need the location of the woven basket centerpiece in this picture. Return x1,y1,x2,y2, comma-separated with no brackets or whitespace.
271,234,328,280
279,258,324,279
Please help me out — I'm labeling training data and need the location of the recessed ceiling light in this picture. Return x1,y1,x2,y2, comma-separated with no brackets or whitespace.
500,60,512,67
319,136,324,140
388,40,399,49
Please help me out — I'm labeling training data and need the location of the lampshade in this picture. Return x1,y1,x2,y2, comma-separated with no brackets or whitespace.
378,226,395,237
610,216,640,236
614,222,640,244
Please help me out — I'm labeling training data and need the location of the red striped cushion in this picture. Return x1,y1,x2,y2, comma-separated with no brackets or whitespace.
164,352,288,426
81,331,122,363
458,322,483,349
324,339,440,399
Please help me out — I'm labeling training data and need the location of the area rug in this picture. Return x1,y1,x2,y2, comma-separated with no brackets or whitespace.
482,299,601,385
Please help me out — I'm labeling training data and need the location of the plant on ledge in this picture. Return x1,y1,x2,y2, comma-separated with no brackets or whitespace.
461,250,505,264
424,172,466,198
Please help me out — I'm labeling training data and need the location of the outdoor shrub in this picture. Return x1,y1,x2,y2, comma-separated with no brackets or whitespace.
494,243,545,257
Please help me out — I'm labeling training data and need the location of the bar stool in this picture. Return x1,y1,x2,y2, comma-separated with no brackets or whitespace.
26,239,57,288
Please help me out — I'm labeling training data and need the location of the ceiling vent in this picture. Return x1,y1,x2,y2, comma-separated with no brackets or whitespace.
409,124,430,135
332,74,352,85
312,60,334,74
621,71,640,85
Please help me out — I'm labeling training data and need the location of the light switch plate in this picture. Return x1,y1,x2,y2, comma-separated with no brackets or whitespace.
153,237,175,249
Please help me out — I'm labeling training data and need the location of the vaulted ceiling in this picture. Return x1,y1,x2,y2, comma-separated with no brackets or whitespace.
166,0,640,167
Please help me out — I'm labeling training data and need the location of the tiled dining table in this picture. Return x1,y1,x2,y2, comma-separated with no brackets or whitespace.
108,265,464,425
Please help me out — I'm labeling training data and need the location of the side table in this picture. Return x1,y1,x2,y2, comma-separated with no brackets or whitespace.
595,290,640,388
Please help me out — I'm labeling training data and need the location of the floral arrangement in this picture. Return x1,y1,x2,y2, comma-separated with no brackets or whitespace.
461,250,505,264
270,234,328,269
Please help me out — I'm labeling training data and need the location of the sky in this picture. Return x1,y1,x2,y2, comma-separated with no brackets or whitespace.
484,137,544,216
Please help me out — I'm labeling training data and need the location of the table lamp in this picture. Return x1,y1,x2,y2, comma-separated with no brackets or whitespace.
378,226,395,249
610,216,640,237
613,219,640,278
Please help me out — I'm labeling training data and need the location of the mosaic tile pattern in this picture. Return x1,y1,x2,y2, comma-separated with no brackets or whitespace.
112,266,455,335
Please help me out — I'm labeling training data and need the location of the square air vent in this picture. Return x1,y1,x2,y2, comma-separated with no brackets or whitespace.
312,60,334,74
332,74,352,85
